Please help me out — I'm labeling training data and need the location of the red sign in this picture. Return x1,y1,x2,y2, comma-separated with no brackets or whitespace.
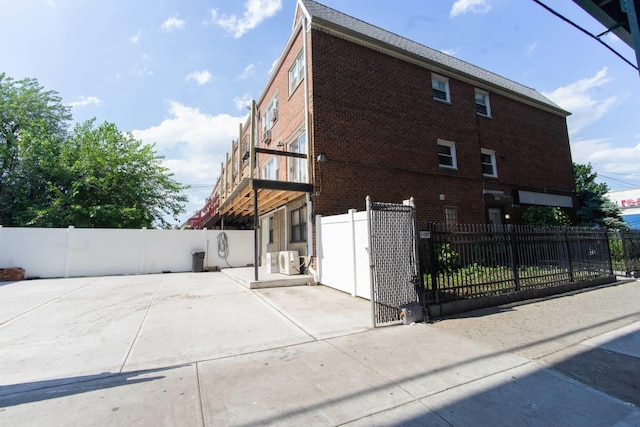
619,198,640,208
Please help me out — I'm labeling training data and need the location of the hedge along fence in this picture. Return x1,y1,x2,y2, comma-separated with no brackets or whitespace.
419,224,615,307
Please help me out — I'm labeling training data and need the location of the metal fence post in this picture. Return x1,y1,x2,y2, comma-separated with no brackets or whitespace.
604,228,614,276
509,225,520,291
621,230,631,277
565,227,574,282
366,196,376,328
427,222,439,304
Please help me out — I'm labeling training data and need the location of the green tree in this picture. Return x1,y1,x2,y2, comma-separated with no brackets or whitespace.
0,73,71,224
1,74,188,228
522,206,571,226
26,120,188,228
573,162,626,229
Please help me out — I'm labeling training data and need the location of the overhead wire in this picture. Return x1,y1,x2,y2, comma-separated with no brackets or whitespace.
531,0,638,71
597,172,639,189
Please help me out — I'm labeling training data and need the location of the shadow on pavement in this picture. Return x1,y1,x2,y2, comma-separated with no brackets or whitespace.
0,365,187,408
236,315,640,426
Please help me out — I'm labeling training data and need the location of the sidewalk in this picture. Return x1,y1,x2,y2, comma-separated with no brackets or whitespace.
0,273,639,426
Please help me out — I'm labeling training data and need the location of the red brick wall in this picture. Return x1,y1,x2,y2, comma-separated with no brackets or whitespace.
308,29,575,228
255,25,308,179
0,268,25,281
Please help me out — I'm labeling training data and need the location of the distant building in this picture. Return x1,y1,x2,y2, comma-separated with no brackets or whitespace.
188,0,576,262
606,189,640,229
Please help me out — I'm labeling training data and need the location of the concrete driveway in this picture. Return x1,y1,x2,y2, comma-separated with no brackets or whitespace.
1,273,640,426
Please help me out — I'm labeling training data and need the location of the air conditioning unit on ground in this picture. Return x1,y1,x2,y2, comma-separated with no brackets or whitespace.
278,250,300,275
265,252,278,274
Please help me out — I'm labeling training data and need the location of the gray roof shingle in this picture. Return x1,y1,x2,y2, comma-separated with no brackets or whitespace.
299,0,568,115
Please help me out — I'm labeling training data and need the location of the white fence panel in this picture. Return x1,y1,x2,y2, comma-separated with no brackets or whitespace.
212,230,254,269
0,226,254,279
318,209,371,299
0,227,69,278
69,228,141,277
143,229,205,274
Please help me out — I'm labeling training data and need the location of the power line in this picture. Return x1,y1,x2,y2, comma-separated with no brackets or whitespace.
598,172,640,189
531,0,638,71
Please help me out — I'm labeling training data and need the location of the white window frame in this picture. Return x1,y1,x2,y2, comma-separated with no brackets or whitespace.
261,94,278,134
481,148,497,177
475,89,491,117
289,132,307,183
444,207,458,225
437,139,457,170
261,157,279,180
432,73,451,103
290,205,307,243
288,51,305,95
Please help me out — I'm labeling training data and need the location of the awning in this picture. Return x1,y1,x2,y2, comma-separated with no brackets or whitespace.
219,178,314,218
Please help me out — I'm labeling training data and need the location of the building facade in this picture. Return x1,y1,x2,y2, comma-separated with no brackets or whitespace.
607,189,640,229
189,0,576,263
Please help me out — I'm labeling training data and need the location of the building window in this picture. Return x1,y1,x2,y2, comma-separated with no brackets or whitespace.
261,94,278,135
268,217,274,244
242,136,250,163
291,206,307,243
475,89,491,117
289,51,305,94
432,74,450,102
444,207,458,225
437,139,457,169
262,157,279,180
289,132,307,183
481,148,497,177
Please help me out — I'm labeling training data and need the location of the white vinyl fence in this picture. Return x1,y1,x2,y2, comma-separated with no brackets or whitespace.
316,209,371,299
0,226,253,279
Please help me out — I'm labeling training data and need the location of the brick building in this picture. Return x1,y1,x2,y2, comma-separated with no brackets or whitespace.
189,0,576,262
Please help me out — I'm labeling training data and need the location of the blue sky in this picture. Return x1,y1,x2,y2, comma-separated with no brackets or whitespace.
2,0,639,225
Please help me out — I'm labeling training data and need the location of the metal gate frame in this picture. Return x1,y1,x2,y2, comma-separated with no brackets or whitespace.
366,196,424,327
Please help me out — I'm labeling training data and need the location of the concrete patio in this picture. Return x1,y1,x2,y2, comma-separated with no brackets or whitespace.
1,272,639,426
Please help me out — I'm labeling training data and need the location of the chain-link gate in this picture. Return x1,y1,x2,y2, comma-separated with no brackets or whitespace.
366,196,424,327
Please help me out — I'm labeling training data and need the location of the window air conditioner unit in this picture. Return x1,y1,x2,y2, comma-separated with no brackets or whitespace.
263,129,272,144
278,250,300,275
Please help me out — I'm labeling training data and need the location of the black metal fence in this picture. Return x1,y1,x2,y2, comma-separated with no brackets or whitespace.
608,229,640,277
419,224,614,304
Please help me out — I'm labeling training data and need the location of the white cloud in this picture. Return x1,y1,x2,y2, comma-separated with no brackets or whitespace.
450,0,491,17
542,68,618,136
130,31,141,44
186,70,213,85
68,96,101,108
211,0,282,38
161,16,185,31
233,94,252,111
571,138,640,187
131,101,248,219
570,138,613,165
441,48,460,57
236,63,255,80
526,42,537,57
133,65,153,76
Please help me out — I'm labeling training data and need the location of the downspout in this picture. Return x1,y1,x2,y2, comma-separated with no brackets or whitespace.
302,14,314,260
302,13,318,282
